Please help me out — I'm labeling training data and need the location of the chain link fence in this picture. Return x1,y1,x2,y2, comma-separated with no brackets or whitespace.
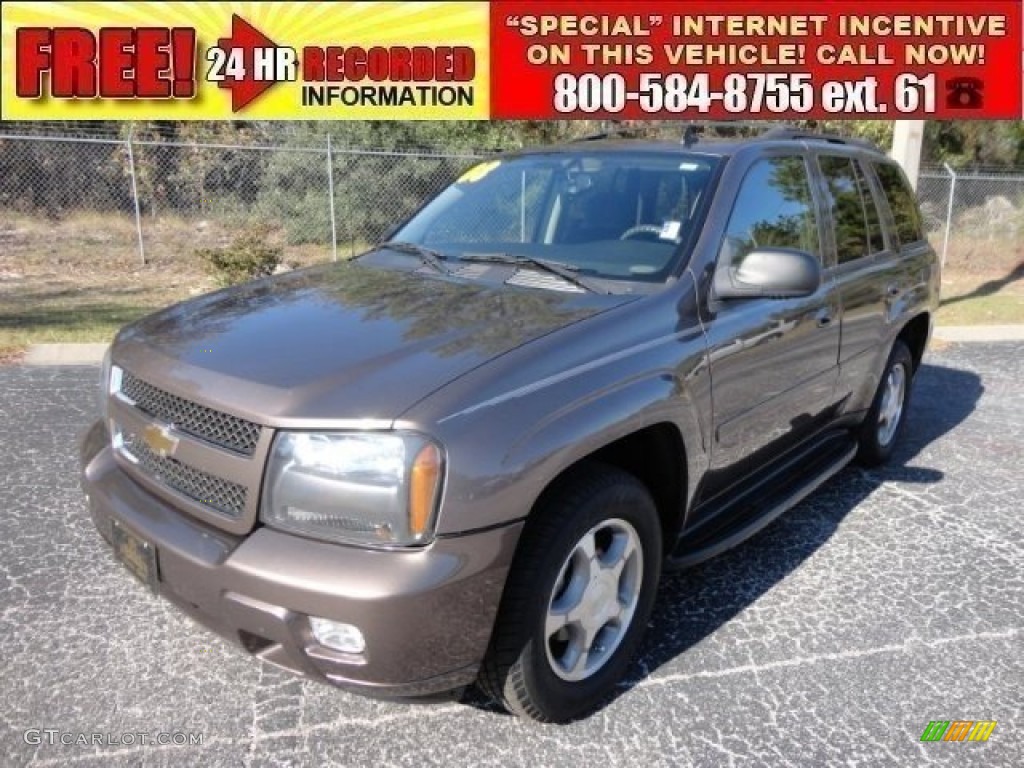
918,166,1024,270
2,128,1024,275
0,131,484,272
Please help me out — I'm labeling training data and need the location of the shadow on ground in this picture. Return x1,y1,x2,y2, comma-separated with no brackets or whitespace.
624,360,982,696
462,359,983,718
941,261,1024,307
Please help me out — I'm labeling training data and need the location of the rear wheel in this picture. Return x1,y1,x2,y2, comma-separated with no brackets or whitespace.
857,339,914,466
478,464,661,722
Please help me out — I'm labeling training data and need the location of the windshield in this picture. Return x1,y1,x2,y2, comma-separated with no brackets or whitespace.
391,151,719,284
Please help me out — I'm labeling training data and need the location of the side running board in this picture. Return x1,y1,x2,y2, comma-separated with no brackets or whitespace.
666,433,858,571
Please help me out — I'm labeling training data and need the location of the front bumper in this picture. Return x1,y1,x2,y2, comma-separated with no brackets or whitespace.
80,420,521,697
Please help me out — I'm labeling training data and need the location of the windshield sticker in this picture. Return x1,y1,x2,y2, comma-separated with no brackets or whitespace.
660,221,681,240
457,160,501,183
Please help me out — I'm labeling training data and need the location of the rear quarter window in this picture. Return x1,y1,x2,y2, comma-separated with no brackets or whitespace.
819,155,885,264
873,163,924,246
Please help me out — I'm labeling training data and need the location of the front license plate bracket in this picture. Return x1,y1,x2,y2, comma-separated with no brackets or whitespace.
111,520,159,592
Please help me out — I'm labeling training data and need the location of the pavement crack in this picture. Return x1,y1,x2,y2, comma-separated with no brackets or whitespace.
630,627,1021,689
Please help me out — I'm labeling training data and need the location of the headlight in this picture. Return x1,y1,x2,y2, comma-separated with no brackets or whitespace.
261,431,444,547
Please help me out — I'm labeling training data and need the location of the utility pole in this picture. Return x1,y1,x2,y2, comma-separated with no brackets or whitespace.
890,120,925,190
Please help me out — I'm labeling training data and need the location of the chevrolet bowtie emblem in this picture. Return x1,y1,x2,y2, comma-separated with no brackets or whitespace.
142,424,178,458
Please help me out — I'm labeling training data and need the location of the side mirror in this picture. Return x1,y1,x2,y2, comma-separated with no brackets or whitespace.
714,247,821,299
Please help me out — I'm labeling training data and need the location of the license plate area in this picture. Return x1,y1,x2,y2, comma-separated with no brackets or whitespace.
111,520,159,592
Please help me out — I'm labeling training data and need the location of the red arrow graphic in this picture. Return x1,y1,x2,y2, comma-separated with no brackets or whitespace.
216,14,282,112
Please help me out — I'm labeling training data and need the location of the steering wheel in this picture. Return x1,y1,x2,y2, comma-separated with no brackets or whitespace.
619,224,665,241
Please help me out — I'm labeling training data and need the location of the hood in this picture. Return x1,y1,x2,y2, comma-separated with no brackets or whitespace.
112,261,632,424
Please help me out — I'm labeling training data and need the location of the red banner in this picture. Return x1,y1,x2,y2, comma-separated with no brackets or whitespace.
490,1,1023,119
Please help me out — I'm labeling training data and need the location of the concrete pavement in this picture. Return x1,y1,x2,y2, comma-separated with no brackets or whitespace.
1,342,1021,766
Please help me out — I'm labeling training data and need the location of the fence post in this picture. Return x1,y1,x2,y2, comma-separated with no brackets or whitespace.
941,163,957,269
126,129,146,266
327,134,338,262
346,152,355,259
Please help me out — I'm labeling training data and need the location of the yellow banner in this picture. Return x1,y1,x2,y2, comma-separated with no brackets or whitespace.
1,1,490,119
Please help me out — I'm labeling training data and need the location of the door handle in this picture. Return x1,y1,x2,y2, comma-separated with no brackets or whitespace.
815,310,833,328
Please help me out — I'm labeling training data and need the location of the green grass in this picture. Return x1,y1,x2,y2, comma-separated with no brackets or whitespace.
937,292,1024,325
0,212,341,361
0,303,151,360
937,265,1024,325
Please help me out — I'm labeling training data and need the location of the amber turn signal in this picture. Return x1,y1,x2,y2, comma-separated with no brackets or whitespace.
409,443,442,538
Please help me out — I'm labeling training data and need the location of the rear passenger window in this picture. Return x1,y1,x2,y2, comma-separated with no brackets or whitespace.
819,156,883,263
874,163,924,245
854,162,885,253
719,156,819,267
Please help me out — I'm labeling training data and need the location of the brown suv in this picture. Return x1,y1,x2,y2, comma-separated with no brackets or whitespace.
81,129,938,722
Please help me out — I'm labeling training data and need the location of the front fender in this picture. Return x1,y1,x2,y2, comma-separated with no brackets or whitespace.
503,372,705,508
402,275,711,537
424,332,711,536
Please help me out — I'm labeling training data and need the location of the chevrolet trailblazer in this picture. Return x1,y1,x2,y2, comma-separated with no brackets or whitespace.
81,128,938,722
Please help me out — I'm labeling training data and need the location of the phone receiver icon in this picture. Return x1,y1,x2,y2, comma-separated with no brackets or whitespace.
945,78,984,109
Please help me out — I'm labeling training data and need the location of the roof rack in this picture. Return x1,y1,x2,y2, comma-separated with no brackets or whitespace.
570,121,881,152
680,121,790,146
571,122,645,142
759,126,881,151
573,120,786,144
678,123,882,152
572,132,621,142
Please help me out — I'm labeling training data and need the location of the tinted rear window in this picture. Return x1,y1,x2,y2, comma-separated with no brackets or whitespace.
854,161,885,254
874,163,924,245
820,156,883,264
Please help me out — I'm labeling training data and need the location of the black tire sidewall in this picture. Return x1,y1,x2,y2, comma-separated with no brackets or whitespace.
506,471,662,721
858,340,914,465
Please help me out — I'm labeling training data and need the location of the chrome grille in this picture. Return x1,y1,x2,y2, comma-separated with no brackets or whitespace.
119,430,247,518
120,371,261,456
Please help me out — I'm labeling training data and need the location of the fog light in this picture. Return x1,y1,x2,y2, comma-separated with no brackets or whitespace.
309,617,365,654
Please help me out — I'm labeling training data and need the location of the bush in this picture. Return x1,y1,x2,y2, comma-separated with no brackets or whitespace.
197,230,282,285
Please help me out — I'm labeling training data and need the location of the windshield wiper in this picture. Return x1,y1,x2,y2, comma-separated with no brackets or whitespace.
372,241,452,275
458,252,606,294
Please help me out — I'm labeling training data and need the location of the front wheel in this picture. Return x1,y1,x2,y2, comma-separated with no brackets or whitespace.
857,339,914,466
478,464,662,722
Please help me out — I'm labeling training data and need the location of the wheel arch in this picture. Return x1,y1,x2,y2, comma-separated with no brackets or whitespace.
897,311,932,372
524,422,689,558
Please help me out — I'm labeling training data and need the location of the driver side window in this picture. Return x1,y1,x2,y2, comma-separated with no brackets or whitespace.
719,157,819,269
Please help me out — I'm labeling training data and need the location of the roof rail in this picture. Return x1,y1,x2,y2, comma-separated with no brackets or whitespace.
569,122,881,152
572,132,618,142
571,121,646,142
679,121,791,146
574,122,770,144
760,126,881,151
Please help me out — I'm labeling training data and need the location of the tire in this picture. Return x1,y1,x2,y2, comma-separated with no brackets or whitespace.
857,339,914,466
478,463,662,722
